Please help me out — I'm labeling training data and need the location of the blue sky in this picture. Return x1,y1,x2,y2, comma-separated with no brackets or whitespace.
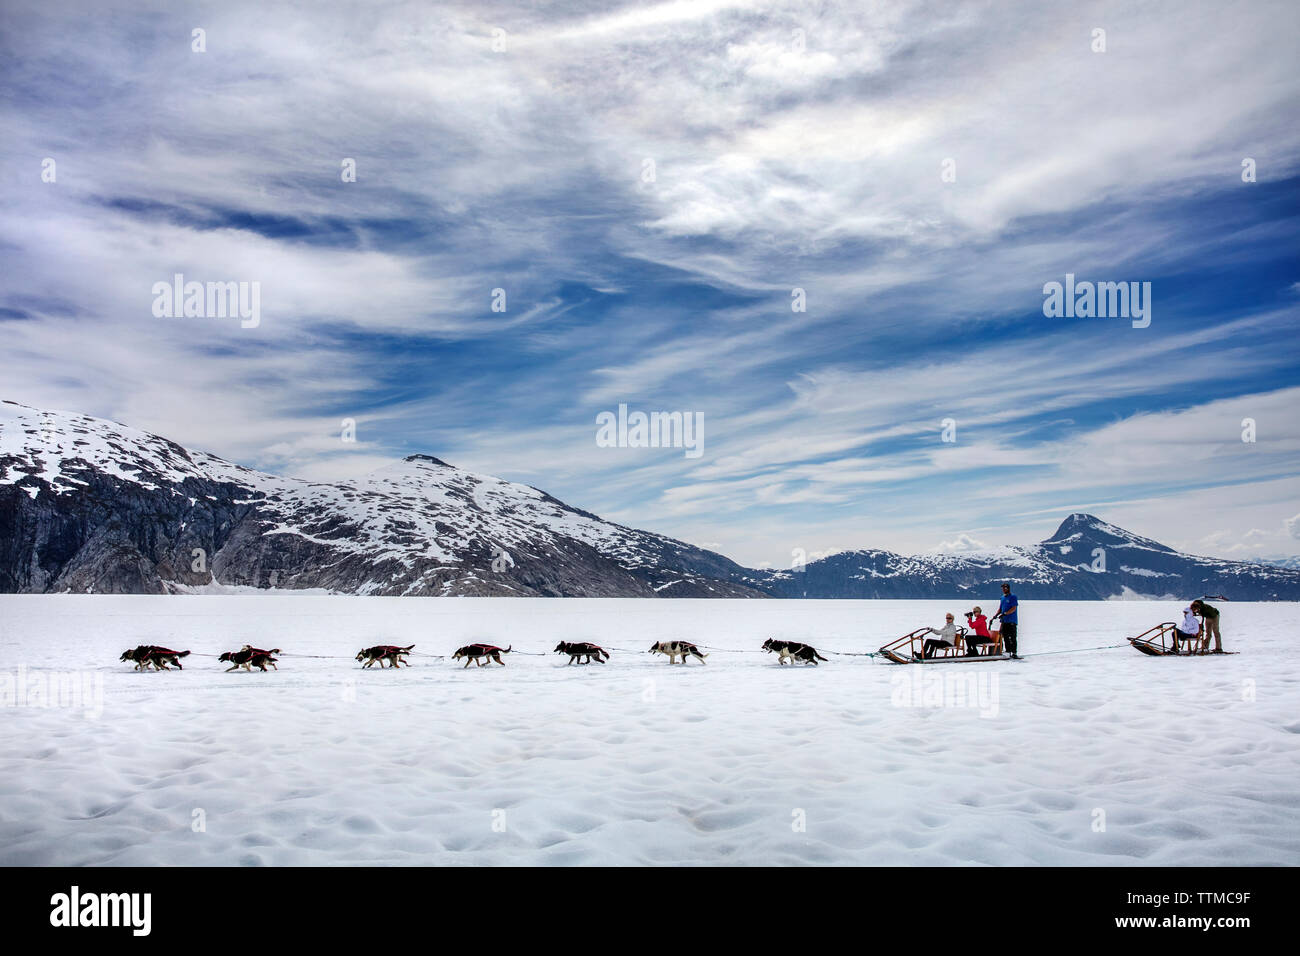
2,0,1298,566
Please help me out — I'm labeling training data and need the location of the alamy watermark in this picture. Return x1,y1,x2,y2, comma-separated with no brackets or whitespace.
891,670,999,718
152,273,260,328
2,665,103,719
50,886,150,936
1042,273,1150,328
596,403,703,459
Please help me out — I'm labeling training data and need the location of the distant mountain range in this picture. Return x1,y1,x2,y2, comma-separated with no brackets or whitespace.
1252,555,1300,571
752,514,1299,600
2,400,1298,600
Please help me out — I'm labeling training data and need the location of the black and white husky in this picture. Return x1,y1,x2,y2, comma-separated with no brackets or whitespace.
648,641,707,664
761,639,828,665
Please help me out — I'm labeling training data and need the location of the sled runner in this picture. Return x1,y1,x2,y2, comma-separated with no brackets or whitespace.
877,627,1010,664
1127,623,1235,657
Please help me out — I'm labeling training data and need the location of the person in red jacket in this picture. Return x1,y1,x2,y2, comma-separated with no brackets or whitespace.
964,606,992,656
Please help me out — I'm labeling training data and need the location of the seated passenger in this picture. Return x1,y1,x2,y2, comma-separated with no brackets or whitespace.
1172,605,1201,653
920,614,960,659
963,606,992,656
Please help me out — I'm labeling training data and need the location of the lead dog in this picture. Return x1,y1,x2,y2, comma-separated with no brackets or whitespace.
452,643,511,668
218,645,281,672
553,641,609,665
119,645,191,670
120,646,154,670
648,640,707,664
761,638,828,665
356,644,415,668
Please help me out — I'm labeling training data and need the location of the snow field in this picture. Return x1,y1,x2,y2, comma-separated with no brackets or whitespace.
1,596,1297,865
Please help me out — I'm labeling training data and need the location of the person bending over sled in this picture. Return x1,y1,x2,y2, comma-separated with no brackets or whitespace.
1190,599,1224,653
918,614,960,659
963,606,992,656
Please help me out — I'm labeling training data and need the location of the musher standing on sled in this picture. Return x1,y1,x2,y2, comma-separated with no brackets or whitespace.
990,583,1020,659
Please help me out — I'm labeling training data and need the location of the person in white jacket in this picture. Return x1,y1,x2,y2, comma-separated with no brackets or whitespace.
920,614,960,659
1172,605,1201,653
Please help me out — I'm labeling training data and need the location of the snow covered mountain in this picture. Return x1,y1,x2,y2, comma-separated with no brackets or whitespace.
2,400,1297,599
1252,555,1300,571
0,401,765,597
754,513,1300,600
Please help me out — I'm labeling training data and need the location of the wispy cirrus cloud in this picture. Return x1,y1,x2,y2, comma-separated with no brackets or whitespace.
1,0,1297,566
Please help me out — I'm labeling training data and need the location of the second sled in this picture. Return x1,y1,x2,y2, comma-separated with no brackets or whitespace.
1126,623,1236,657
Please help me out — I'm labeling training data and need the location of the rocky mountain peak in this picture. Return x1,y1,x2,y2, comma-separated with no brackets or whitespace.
1042,512,1173,553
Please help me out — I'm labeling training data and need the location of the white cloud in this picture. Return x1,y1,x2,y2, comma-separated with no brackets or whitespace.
2,0,1298,568
931,533,989,553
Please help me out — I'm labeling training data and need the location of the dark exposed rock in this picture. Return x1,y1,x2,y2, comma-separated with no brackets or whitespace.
0,401,766,597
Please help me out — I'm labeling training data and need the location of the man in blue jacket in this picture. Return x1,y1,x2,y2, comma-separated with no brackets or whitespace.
990,583,1020,659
